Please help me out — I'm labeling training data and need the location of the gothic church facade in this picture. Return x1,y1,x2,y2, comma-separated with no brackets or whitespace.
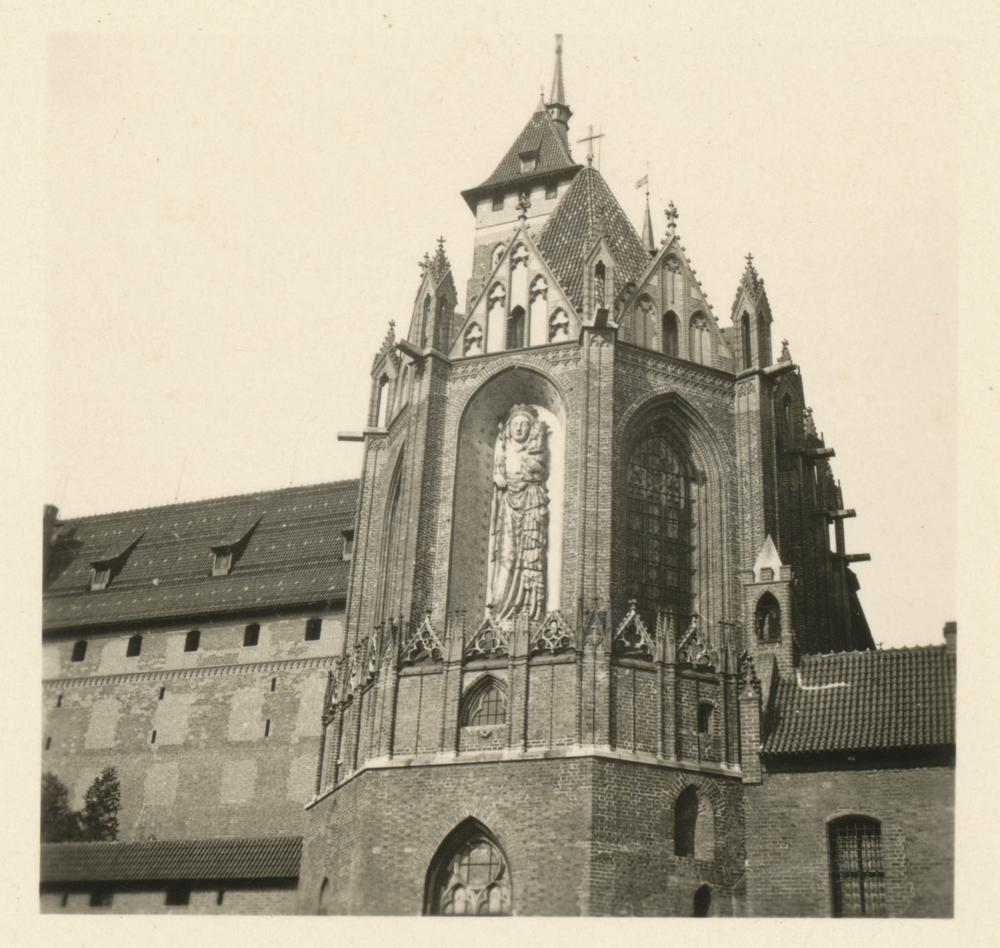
42,40,954,917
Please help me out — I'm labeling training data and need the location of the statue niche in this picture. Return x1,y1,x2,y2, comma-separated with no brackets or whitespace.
486,404,550,621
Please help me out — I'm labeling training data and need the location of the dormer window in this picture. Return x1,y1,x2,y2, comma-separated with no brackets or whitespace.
519,151,537,173
90,566,111,591
342,530,355,561
212,550,233,576
209,517,260,578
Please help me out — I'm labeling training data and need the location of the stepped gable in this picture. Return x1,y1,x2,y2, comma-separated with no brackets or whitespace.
537,165,651,314
762,645,956,756
44,480,359,631
460,106,582,211
41,836,302,883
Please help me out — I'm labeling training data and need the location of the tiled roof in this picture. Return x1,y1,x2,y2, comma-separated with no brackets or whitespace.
41,836,302,882
44,480,358,631
461,106,582,208
537,166,652,315
762,646,956,755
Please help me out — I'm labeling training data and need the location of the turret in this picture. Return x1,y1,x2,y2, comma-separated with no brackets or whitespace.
546,35,572,149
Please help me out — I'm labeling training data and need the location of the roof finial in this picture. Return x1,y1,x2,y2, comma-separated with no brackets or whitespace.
577,125,605,167
665,201,679,236
517,191,532,221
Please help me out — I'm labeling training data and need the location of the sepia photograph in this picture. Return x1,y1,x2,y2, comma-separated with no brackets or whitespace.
28,2,969,923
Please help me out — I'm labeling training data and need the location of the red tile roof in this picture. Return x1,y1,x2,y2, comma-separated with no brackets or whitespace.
44,480,358,631
537,166,652,315
762,645,956,755
461,106,582,210
41,836,302,882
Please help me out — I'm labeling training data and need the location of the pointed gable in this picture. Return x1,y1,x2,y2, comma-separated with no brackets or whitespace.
537,166,652,315
461,106,582,212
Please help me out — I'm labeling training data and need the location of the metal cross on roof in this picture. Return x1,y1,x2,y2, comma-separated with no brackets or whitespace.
577,125,605,166
665,201,679,232
745,252,755,267
517,191,532,221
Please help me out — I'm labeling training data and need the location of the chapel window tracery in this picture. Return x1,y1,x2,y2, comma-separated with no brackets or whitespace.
463,679,506,727
428,825,512,916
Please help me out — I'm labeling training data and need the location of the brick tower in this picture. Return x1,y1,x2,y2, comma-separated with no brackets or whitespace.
299,37,875,917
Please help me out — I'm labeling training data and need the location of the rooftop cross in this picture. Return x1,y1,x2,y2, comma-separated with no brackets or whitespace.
745,252,754,267
665,201,679,234
517,191,532,221
577,125,605,166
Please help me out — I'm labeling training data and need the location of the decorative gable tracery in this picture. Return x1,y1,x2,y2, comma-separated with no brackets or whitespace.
464,614,510,660
401,612,445,666
612,600,656,659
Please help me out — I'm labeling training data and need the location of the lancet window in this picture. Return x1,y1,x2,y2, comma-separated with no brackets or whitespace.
427,821,512,916
690,313,711,365
741,311,752,369
663,311,679,356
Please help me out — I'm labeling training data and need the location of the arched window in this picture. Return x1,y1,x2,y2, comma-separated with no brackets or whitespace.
662,311,679,357
756,593,781,640
463,678,506,727
782,392,794,440
741,311,752,369
507,305,525,349
689,313,710,365
663,256,680,307
374,374,390,428
426,820,511,916
828,817,886,917
435,297,450,351
491,243,506,271
635,295,655,348
675,786,698,857
126,635,142,658
625,432,693,623
693,884,712,917
594,261,606,310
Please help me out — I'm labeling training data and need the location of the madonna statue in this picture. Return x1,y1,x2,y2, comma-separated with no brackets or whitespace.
487,405,549,621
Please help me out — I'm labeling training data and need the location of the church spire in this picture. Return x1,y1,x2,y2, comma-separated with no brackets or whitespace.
546,35,572,150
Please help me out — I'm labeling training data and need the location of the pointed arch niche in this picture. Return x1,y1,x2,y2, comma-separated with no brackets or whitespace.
449,368,566,623
425,818,512,916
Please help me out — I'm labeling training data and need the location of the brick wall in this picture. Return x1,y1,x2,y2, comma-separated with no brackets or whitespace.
744,760,954,917
40,880,298,914
42,610,343,841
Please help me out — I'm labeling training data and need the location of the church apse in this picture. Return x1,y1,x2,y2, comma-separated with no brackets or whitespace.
448,368,566,626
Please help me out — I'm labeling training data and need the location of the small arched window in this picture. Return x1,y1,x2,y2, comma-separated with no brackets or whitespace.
755,593,781,640
594,261,606,309
674,786,699,857
71,640,87,662
126,635,142,658
463,679,506,727
690,313,710,365
828,817,886,917
662,311,679,357
693,884,712,917
426,820,511,916
507,305,525,350
375,374,389,428
741,311,753,369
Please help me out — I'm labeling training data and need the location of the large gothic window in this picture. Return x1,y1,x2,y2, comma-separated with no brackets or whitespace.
426,821,512,916
625,432,693,623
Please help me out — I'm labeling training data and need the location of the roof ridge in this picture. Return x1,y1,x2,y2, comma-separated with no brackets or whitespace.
55,478,361,523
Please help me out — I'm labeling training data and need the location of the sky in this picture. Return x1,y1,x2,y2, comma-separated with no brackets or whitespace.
40,6,961,649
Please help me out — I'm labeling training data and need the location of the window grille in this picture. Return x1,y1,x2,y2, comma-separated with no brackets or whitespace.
829,818,887,917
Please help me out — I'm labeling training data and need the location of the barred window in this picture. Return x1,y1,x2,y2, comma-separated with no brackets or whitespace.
828,817,886,917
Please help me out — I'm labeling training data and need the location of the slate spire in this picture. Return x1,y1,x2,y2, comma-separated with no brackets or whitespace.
641,192,655,255
546,35,572,149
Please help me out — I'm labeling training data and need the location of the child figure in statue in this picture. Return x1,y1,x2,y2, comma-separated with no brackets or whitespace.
486,405,549,622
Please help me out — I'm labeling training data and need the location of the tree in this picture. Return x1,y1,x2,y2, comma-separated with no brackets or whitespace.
41,772,80,843
80,767,120,842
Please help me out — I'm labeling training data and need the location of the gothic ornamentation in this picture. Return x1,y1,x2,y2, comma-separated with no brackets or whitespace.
464,613,510,660
677,616,719,669
583,602,608,649
488,282,506,312
464,322,484,357
510,243,529,270
529,611,571,656
736,379,756,398
612,600,656,659
529,275,548,303
548,308,570,342
616,350,734,398
400,612,445,666
738,648,761,696
487,405,549,621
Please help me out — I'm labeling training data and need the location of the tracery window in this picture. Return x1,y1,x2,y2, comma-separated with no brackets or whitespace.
427,823,512,916
690,313,710,365
828,817,886,917
625,432,693,623
463,679,506,727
